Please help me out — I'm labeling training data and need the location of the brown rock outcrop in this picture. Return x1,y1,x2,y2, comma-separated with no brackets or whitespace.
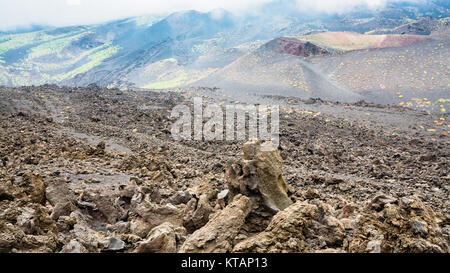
233,201,318,253
136,222,186,253
45,178,75,220
226,139,292,212
349,195,449,253
17,171,46,204
179,194,251,253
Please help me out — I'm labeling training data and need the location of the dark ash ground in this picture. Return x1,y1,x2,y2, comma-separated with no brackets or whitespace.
0,85,448,253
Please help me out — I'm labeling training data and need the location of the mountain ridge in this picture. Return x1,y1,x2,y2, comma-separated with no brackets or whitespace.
0,1,448,100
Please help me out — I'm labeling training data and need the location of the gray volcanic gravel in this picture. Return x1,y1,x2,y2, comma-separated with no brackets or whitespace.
0,85,448,253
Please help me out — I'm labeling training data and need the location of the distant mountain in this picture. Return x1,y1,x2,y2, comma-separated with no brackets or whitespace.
370,17,449,35
193,30,449,103
0,24,51,34
0,0,448,90
193,38,364,102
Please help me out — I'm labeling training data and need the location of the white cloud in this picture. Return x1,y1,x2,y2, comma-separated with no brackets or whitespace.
292,0,425,14
66,0,81,6
0,0,427,30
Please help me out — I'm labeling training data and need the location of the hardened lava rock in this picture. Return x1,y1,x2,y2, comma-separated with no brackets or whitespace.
226,139,292,212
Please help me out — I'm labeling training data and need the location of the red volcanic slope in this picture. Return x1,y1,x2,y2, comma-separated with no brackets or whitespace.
264,38,329,57
376,35,429,48
295,32,430,51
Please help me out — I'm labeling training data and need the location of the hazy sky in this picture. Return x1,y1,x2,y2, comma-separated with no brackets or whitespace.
0,0,425,30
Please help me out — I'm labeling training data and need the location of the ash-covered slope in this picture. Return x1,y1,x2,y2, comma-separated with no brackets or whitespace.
309,35,450,106
293,32,431,52
192,29,449,104
369,17,450,35
193,37,363,102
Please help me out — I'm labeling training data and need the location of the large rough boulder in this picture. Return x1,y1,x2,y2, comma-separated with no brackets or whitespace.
0,215,58,253
226,139,292,212
130,198,184,234
136,222,186,253
233,201,319,253
182,177,217,233
349,195,449,253
183,195,215,233
17,171,46,204
179,194,251,253
45,178,75,220
76,189,126,225
0,184,14,202
60,239,88,253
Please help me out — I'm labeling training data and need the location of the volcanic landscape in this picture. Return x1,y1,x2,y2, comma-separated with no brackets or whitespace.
0,1,449,253
0,83,448,253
